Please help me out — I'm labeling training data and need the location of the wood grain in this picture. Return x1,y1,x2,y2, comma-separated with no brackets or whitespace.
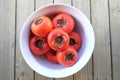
35,0,54,80
35,0,53,9
0,0,15,80
15,0,34,80
91,0,112,80
73,0,93,80
54,0,71,4
109,0,120,80
55,76,73,80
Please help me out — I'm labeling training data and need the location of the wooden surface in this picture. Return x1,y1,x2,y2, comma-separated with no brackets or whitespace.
0,0,120,80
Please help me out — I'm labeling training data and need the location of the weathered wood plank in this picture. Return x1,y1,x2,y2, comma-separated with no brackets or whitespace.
55,76,73,80
0,0,15,80
73,0,92,80
73,0,90,19
35,0,54,80
91,0,112,80
54,0,73,80
35,0,53,9
109,0,120,80
54,0,71,4
15,0,34,80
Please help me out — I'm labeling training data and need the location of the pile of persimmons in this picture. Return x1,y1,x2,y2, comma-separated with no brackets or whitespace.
30,13,82,67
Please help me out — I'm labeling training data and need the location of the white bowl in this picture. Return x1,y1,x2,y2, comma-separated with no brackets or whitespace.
20,4,95,78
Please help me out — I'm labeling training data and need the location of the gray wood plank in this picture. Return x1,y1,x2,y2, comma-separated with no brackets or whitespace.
36,0,53,9
35,0,54,80
91,0,112,80
54,0,73,80
54,0,71,4
55,76,73,80
73,0,93,80
0,0,15,80
15,0,34,80
35,73,53,80
109,0,120,80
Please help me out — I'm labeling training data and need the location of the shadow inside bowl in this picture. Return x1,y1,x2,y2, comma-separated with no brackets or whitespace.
34,55,64,69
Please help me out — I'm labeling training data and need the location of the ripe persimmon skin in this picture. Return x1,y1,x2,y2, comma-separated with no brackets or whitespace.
52,13,74,33
47,29,69,51
31,16,53,37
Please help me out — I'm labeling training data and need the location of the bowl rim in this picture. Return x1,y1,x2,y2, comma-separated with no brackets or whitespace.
20,3,95,78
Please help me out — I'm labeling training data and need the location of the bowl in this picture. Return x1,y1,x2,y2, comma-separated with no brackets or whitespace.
20,4,95,78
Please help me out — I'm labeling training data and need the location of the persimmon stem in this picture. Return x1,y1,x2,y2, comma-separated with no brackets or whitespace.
57,18,66,27
35,18,43,25
69,38,76,46
50,50,57,56
55,35,63,44
65,53,74,62
35,39,44,50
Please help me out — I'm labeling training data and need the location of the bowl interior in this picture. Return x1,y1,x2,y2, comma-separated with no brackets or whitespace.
20,4,95,78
